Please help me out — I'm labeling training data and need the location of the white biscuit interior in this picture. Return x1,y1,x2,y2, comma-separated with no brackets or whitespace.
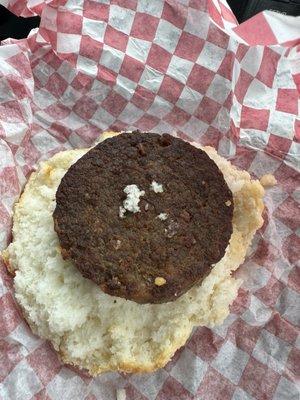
3,132,264,375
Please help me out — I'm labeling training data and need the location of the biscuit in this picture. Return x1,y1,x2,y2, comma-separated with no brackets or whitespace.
2,132,264,375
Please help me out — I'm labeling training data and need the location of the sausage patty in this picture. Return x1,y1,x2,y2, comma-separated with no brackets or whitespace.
53,132,233,304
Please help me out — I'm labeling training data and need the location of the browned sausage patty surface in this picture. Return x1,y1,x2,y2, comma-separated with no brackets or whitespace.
53,132,233,303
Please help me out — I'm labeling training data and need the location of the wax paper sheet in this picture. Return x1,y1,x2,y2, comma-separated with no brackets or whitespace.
0,1,299,399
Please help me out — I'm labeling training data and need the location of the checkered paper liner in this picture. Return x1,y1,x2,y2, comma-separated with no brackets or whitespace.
0,0,299,399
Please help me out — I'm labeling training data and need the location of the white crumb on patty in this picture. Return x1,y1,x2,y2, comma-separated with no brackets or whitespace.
150,181,163,193
119,184,145,218
157,213,168,221
119,207,126,218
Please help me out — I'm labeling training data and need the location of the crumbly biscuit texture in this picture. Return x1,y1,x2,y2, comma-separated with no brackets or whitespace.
3,132,264,375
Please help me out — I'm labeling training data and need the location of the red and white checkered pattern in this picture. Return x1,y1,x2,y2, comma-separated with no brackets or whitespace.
0,1,299,399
